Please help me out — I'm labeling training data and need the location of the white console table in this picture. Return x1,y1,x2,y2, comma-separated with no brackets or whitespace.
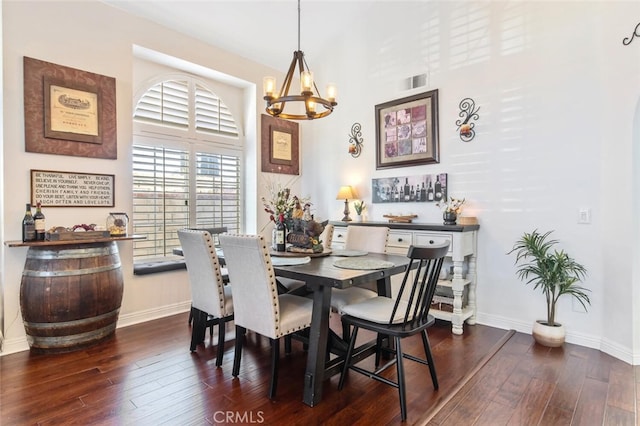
329,221,479,335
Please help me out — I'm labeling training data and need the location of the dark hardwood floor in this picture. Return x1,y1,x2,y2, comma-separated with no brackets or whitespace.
0,312,637,425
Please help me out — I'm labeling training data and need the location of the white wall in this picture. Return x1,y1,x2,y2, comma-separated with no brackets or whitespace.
0,1,277,354
301,1,640,363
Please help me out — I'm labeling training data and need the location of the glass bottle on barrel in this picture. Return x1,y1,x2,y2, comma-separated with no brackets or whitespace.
33,202,46,241
22,203,36,242
276,213,286,252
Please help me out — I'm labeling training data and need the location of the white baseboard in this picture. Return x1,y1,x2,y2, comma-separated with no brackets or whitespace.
0,302,192,357
475,312,636,365
0,336,30,355
116,301,191,329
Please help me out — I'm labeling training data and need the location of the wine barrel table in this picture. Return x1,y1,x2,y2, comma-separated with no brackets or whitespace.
5,236,143,353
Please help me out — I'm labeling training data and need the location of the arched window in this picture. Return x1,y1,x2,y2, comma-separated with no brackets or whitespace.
132,77,243,260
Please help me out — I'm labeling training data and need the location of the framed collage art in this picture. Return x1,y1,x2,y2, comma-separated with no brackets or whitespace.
375,90,439,170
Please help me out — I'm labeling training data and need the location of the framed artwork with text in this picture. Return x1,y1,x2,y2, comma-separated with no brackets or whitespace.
23,57,117,159
260,114,300,175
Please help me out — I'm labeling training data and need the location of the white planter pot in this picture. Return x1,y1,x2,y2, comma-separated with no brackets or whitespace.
532,320,565,347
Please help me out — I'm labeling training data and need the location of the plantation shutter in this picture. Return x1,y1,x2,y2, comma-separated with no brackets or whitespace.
195,152,241,234
194,84,239,136
134,80,189,129
135,80,238,137
132,145,190,258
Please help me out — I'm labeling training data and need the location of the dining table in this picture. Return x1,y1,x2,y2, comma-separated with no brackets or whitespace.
271,251,412,407
174,238,412,407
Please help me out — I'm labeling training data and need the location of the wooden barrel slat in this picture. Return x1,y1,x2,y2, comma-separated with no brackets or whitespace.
19,241,124,353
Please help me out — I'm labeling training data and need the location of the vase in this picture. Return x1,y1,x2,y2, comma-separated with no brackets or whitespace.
443,211,457,225
532,320,565,347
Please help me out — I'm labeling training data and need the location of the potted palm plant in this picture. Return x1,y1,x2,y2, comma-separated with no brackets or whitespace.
508,229,590,347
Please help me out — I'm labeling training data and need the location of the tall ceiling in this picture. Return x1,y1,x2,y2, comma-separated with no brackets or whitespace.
102,0,370,70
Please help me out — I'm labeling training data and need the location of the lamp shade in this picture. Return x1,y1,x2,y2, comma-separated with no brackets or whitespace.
336,186,356,200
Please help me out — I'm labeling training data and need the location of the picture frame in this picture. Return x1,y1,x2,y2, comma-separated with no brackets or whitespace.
23,57,117,159
371,173,447,204
261,114,300,175
31,169,115,207
44,76,101,144
375,89,439,170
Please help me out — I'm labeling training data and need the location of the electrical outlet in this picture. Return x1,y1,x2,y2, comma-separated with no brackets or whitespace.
578,208,591,224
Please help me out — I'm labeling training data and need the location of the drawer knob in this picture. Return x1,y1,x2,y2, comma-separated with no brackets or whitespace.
338,234,343,238
397,238,403,242
429,240,434,244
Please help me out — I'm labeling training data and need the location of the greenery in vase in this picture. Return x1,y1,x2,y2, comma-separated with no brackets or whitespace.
508,229,590,326
353,200,366,215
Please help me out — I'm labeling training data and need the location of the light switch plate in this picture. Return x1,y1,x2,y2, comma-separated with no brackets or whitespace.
578,208,591,224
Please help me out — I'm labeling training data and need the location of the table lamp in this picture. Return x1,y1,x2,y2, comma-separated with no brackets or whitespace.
336,185,356,222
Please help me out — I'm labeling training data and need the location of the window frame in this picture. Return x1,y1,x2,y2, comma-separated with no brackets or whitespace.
132,74,244,261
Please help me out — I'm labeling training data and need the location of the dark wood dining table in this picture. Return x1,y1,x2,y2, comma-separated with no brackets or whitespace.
272,252,411,407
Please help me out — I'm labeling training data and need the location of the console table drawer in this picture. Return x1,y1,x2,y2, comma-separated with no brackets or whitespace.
414,232,453,255
388,231,412,249
332,227,347,246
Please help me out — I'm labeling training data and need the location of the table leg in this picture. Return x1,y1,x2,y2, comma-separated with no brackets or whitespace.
303,284,331,407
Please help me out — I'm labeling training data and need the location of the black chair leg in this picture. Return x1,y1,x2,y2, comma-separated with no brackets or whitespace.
215,320,226,367
232,325,245,377
269,338,280,399
188,305,194,325
190,309,206,352
421,330,438,389
375,333,384,367
284,335,292,354
338,325,359,390
342,321,351,341
395,336,407,422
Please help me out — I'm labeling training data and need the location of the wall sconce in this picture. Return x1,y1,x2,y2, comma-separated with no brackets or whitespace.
336,185,356,221
623,22,640,45
348,122,363,158
455,98,480,142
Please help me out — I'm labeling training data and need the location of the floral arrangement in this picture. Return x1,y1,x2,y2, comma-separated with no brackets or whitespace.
353,200,366,215
436,196,465,214
261,182,311,224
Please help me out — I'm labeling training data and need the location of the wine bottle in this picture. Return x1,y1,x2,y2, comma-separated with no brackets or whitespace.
420,182,426,202
34,202,46,241
404,178,410,201
434,176,442,201
22,203,36,242
276,214,286,252
427,181,434,201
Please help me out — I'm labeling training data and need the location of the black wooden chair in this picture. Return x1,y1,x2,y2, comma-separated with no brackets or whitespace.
337,242,450,421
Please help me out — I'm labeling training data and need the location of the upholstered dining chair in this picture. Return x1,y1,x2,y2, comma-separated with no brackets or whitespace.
178,229,234,367
338,242,449,421
219,234,313,399
277,223,334,295
331,225,389,337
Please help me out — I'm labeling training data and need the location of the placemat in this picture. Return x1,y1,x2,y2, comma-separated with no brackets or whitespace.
333,258,395,270
332,249,368,257
271,256,311,266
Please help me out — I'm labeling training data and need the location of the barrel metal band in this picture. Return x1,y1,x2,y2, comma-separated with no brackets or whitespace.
27,323,117,347
27,244,119,260
22,261,121,277
23,309,120,329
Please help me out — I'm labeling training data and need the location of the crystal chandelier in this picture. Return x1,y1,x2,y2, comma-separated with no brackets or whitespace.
263,0,337,120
